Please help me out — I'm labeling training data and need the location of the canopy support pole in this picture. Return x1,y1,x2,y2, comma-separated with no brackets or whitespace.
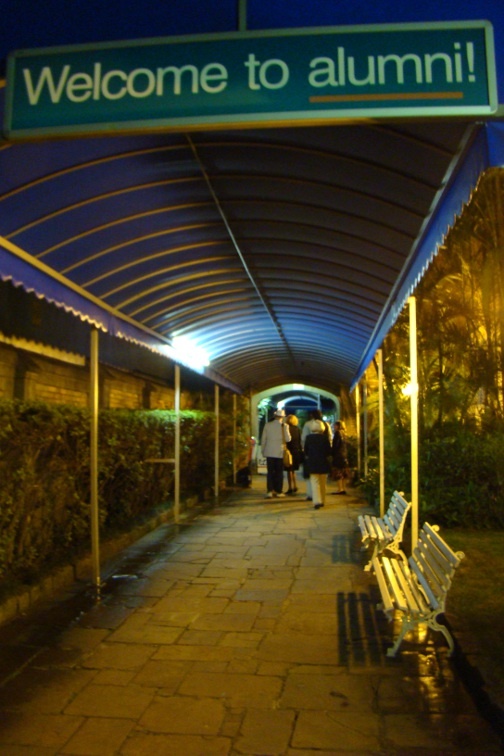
409,296,419,548
355,383,361,479
232,393,237,485
174,364,181,523
89,327,101,592
238,0,247,31
363,373,368,479
377,348,385,517
215,384,220,500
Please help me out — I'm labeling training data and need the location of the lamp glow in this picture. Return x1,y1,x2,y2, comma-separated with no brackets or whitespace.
402,382,419,397
168,335,210,372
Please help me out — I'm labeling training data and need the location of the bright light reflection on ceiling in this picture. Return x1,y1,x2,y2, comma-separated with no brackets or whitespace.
160,335,210,373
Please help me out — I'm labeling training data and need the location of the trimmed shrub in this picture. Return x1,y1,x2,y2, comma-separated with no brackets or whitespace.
0,401,238,593
361,427,504,529
419,430,504,528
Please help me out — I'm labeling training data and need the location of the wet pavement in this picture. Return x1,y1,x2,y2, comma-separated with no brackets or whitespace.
0,477,502,755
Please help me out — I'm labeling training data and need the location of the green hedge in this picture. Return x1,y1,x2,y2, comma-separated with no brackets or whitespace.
419,430,504,528
362,428,504,529
0,401,238,593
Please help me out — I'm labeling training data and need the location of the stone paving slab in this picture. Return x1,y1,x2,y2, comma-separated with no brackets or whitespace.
0,478,502,754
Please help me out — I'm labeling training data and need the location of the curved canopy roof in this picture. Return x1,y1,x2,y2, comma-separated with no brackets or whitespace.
0,116,485,392
1,0,503,394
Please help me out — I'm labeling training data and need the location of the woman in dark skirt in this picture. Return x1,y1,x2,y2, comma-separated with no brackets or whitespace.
303,419,332,509
285,414,303,494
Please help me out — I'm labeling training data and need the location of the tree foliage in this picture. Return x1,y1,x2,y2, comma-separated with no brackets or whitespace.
367,169,504,527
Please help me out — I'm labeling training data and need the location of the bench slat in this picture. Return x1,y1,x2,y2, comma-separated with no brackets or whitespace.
357,516,369,541
414,537,455,597
387,557,423,615
371,556,395,616
381,557,409,613
391,492,409,512
385,513,401,531
367,515,387,542
423,523,463,566
414,542,448,590
364,514,379,536
408,555,441,611
386,500,408,528
393,499,409,516
382,512,398,534
374,518,391,543
400,561,431,614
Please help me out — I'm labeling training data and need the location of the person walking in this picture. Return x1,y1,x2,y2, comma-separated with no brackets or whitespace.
303,418,332,509
260,408,291,498
331,420,350,495
285,414,302,494
301,409,332,501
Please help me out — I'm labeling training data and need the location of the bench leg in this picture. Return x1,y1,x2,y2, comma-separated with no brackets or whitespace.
386,616,456,658
427,616,456,656
386,617,416,657
364,543,378,572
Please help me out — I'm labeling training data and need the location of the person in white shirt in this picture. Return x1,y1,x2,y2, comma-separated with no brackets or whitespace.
260,409,291,498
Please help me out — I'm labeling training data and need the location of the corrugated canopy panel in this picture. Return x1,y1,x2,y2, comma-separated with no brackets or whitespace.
0,94,498,390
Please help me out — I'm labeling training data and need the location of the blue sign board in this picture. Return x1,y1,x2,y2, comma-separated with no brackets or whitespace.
4,21,497,138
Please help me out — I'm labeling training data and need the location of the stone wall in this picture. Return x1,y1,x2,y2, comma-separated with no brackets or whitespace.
0,342,179,409
0,345,17,401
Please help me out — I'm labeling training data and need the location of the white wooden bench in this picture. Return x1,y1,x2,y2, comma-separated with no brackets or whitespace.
372,522,465,657
358,490,411,571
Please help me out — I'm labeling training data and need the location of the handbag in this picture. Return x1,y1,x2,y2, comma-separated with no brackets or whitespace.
281,424,292,468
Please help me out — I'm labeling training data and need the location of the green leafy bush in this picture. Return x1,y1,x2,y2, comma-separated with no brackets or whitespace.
419,429,504,528
0,401,238,593
360,427,504,528
0,403,91,585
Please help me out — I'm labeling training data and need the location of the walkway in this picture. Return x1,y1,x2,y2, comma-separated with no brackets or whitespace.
0,477,501,755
